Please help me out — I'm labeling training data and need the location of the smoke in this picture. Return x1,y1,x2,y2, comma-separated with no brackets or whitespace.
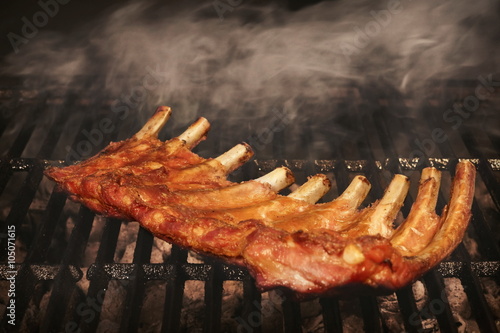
2,0,499,145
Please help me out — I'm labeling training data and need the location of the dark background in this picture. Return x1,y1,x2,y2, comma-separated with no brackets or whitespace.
1,1,118,68
0,0,321,71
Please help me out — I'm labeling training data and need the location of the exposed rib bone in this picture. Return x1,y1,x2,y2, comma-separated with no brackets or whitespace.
177,117,211,149
134,106,172,140
199,174,328,226
215,143,254,173
167,181,279,210
343,174,409,238
266,176,371,233
412,161,475,263
391,168,441,255
255,167,295,192
367,174,410,237
334,175,371,210
288,174,331,204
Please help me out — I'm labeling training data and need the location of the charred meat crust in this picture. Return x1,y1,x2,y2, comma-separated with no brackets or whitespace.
44,106,476,298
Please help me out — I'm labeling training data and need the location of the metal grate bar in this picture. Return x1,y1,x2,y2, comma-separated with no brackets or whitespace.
0,163,44,258
388,168,426,333
477,158,500,210
438,261,500,277
422,271,458,333
119,226,154,332
40,206,95,332
5,102,46,158
227,155,263,332
0,159,13,196
487,130,500,155
397,99,499,332
281,298,302,332
64,113,101,162
424,104,458,159
95,218,123,264
0,267,37,330
455,245,500,333
370,99,462,333
422,163,472,332
357,105,386,162
78,271,109,332
78,217,123,331
25,190,68,263
354,144,396,333
359,296,385,332
36,99,113,330
36,100,76,159
325,106,397,333
272,117,286,159
461,132,500,210
403,107,446,162
396,285,424,333
83,260,498,282
203,260,224,333
370,107,401,160
319,297,343,332
5,157,497,178
353,107,377,160
429,100,499,326
161,245,187,333
6,190,67,326
469,199,500,260
0,108,16,139
436,162,498,331
240,277,262,333
332,159,353,195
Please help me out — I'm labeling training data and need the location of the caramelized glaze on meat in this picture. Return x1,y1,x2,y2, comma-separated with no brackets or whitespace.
45,106,476,298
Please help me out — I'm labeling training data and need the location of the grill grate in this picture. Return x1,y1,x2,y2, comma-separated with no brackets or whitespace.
1,81,500,332
1,157,499,332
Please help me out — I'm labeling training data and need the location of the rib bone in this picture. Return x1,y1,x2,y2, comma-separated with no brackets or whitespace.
255,166,295,192
288,174,331,204
364,174,410,238
335,175,371,210
177,117,211,149
412,161,475,263
390,168,441,255
215,143,254,173
134,106,172,139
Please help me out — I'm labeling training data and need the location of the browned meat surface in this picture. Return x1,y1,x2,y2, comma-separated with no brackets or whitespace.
44,106,476,298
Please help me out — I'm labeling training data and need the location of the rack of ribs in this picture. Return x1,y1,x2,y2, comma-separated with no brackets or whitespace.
44,106,476,298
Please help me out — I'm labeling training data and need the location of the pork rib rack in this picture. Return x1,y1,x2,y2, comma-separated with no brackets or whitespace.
44,106,476,298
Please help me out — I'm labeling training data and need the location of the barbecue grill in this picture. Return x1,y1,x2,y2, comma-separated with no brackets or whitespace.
0,74,499,332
